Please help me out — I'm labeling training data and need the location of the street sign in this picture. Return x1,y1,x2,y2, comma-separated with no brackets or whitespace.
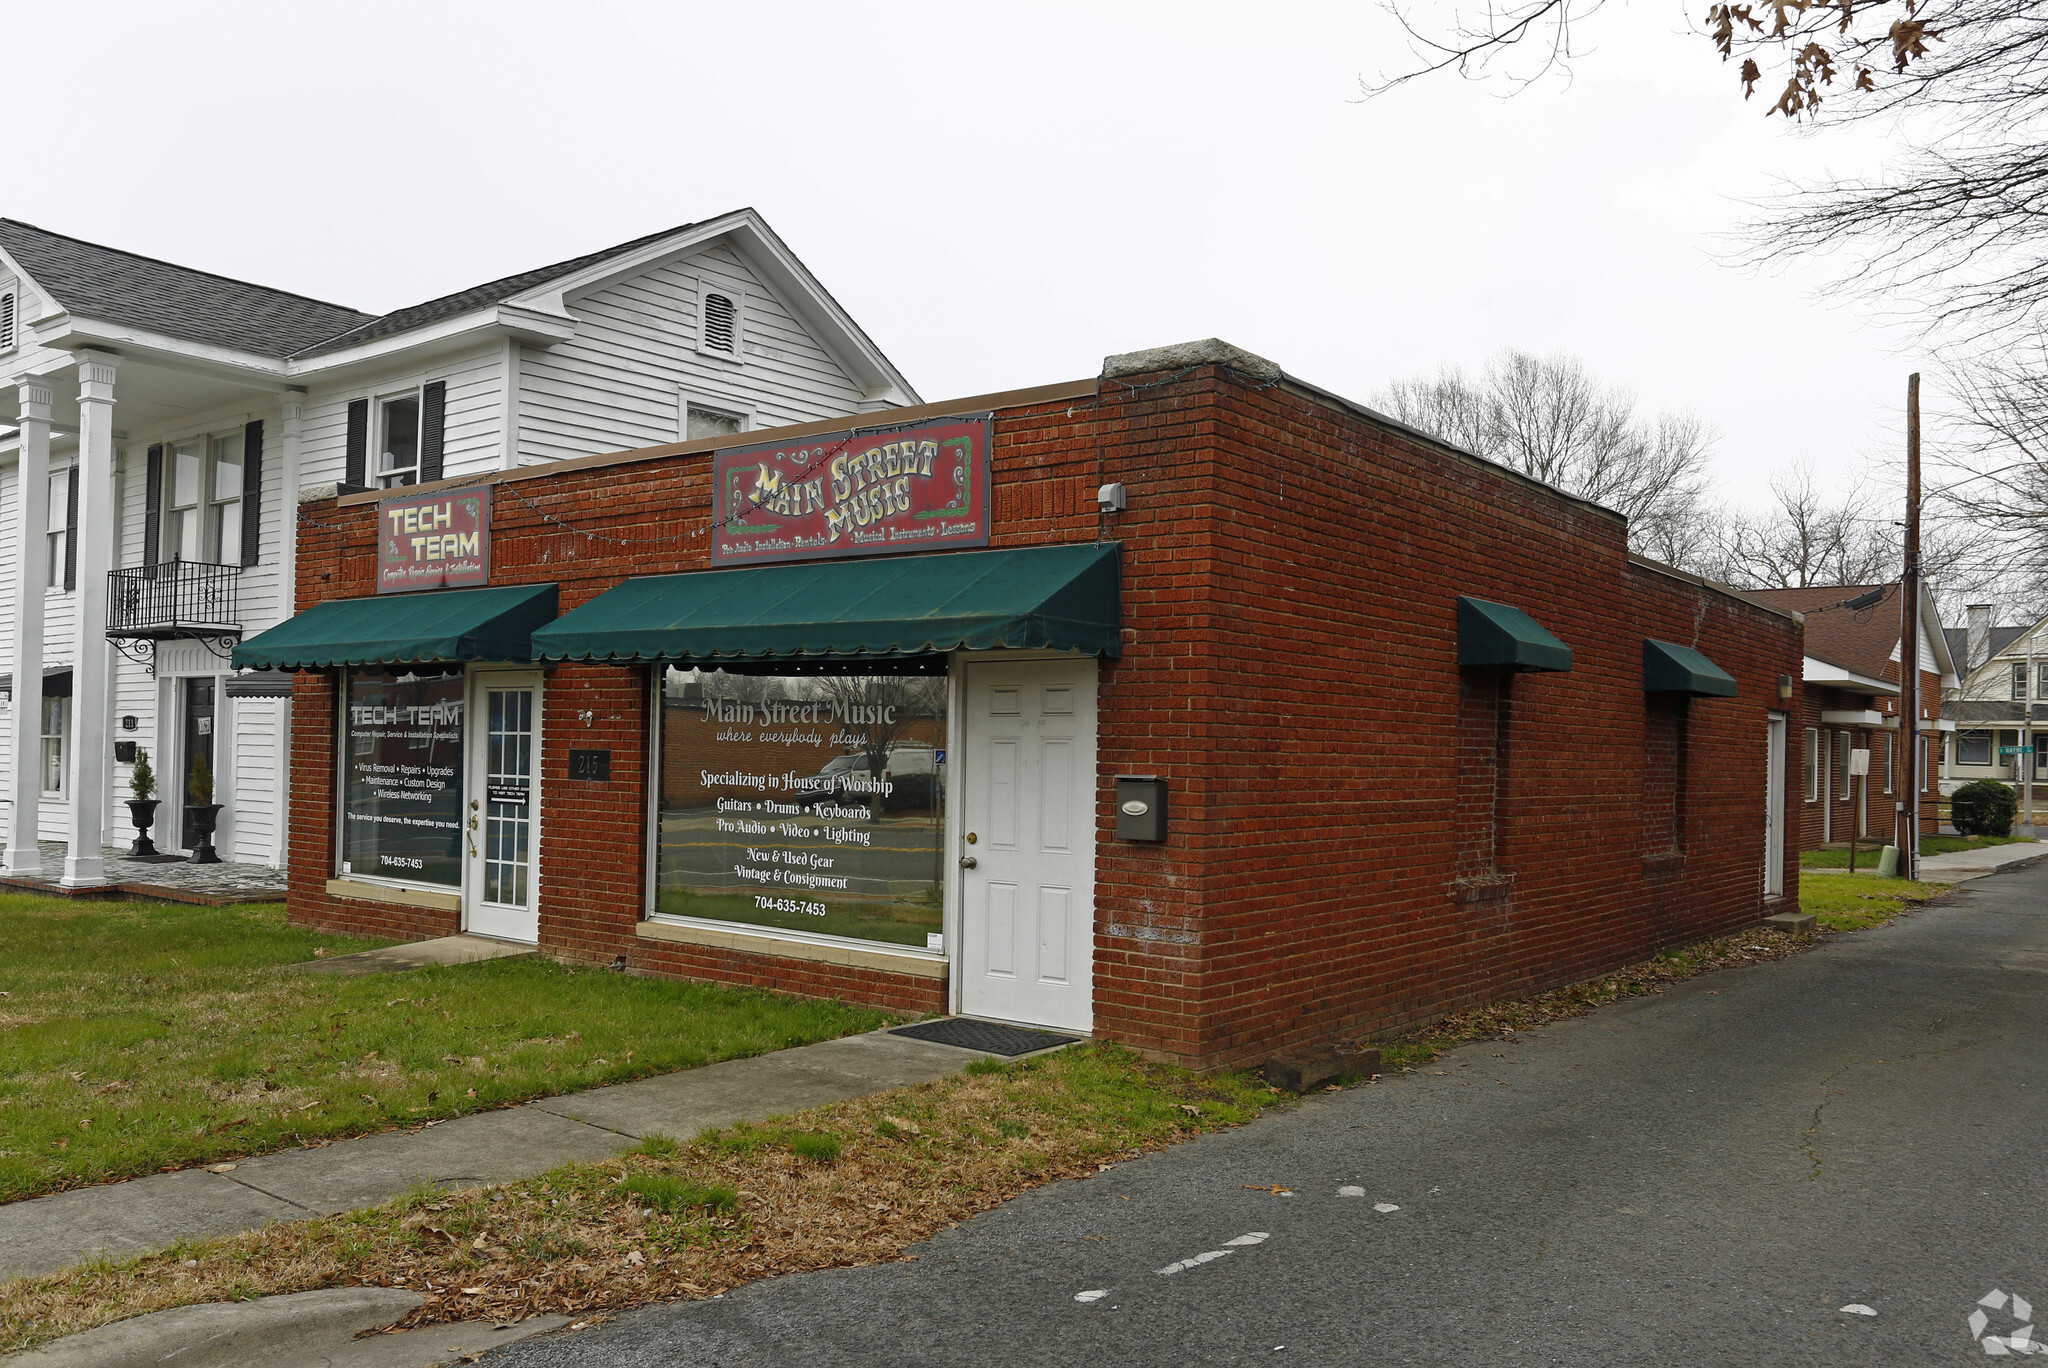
2000,746,2036,756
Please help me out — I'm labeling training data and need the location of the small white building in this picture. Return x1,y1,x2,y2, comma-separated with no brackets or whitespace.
0,211,916,883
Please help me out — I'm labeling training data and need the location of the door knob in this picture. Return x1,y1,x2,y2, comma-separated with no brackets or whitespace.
959,855,978,869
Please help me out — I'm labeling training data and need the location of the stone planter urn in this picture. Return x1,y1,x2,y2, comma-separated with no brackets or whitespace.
124,799,161,858
184,803,223,865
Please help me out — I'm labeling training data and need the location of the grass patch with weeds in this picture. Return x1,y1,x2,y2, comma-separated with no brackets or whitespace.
0,1043,1270,1352
0,894,890,1201
1798,877,1953,931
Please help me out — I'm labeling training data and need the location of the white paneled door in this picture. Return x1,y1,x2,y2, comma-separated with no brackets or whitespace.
464,671,541,944
960,658,1097,1033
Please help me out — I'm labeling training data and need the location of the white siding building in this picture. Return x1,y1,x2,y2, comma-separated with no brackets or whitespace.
0,210,916,883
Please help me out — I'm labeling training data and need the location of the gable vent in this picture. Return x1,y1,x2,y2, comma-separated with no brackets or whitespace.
0,290,15,351
702,291,738,354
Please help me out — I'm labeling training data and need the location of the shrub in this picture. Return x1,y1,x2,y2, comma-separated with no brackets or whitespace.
1953,779,2020,837
130,747,156,801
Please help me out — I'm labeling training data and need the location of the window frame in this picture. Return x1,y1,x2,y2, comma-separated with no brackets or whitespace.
1835,730,1852,801
679,393,752,442
1957,729,1993,767
0,287,17,353
161,431,246,564
1883,732,1895,795
1804,726,1820,802
44,467,68,587
374,388,424,489
39,693,66,796
2015,662,2031,701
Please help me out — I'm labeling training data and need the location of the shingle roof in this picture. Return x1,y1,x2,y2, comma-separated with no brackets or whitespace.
0,219,375,357
288,220,703,358
1946,624,2031,671
1948,699,2027,725
1744,583,1908,682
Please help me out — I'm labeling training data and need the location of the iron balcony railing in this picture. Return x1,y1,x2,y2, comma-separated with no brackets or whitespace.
106,561,243,639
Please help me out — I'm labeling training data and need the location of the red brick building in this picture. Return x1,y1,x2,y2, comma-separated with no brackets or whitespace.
1743,584,1956,852
241,340,1805,1070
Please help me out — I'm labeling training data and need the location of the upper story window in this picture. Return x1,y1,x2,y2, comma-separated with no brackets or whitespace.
45,469,68,586
378,391,422,487
697,286,742,358
0,288,17,352
2014,661,2030,701
164,433,243,563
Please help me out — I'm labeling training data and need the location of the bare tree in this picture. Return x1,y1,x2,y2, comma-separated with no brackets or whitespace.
1377,349,1717,562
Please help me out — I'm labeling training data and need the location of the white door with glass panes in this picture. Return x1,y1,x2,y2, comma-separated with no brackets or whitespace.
959,658,1097,1033
464,672,541,943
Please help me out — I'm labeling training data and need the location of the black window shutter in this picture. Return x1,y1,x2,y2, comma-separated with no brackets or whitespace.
420,381,447,484
241,420,265,567
344,398,369,489
143,444,164,571
62,467,78,591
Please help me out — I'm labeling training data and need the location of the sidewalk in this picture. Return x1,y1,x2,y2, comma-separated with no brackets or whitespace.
1803,840,2045,882
0,1027,983,1283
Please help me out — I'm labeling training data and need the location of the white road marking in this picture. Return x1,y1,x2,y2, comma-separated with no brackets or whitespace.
1373,1203,1401,1213
1338,1185,1366,1197
1224,1232,1270,1246
1075,1290,1109,1303
1839,1304,1877,1316
1158,1249,1233,1275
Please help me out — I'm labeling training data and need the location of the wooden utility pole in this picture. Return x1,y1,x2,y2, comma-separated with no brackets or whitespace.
1900,373,1922,880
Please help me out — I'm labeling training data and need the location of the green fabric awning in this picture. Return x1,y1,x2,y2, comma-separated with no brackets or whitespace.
231,583,559,670
1457,596,1572,673
1643,638,1738,697
532,543,1122,665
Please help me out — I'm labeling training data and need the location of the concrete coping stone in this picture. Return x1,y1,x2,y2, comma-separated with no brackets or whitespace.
1100,338,1282,382
0,1286,423,1368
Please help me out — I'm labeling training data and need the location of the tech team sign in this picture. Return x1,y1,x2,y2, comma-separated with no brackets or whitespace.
710,416,991,566
377,488,491,593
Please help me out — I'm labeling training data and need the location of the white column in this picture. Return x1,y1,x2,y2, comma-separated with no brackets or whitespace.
274,393,304,871
62,350,118,887
3,378,53,878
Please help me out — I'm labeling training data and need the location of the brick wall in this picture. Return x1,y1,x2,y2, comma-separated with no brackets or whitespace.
287,361,1803,1069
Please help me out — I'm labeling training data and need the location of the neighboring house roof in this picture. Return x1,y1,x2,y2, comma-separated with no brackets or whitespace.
1944,624,2028,668
1948,700,2028,725
289,220,699,359
1744,583,1910,681
0,219,375,357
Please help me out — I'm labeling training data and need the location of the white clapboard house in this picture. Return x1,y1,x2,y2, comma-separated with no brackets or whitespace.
0,211,916,884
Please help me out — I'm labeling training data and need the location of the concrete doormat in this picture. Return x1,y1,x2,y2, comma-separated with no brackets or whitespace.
0,1285,569,1367
0,1028,985,1283
291,935,540,976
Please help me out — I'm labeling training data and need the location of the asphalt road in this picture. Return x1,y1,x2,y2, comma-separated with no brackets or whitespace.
488,864,2048,1366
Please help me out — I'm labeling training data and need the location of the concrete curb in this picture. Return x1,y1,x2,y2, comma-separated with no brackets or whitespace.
0,1286,422,1367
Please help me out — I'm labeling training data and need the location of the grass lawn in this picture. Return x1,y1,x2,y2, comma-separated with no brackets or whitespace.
0,895,891,1203
1802,834,2032,868
1798,877,1953,931
0,1044,1272,1351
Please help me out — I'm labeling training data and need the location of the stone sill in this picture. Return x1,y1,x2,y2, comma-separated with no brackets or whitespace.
1449,872,1516,906
637,918,949,980
324,878,462,913
1641,850,1687,878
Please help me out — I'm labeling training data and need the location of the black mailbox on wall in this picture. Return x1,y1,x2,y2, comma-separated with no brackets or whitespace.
113,740,137,764
1115,775,1167,842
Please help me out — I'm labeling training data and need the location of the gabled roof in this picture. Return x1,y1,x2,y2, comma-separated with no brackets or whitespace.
0,219,375,357
289,220,702,359
1945,624,2028,668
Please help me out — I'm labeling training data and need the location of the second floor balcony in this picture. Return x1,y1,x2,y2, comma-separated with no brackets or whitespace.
107,561,243,641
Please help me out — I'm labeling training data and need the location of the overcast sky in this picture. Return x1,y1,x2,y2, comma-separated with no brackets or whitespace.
10,1,1919,510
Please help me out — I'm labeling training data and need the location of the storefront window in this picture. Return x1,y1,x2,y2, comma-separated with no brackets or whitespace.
341,667,464,885
654,665,946,949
